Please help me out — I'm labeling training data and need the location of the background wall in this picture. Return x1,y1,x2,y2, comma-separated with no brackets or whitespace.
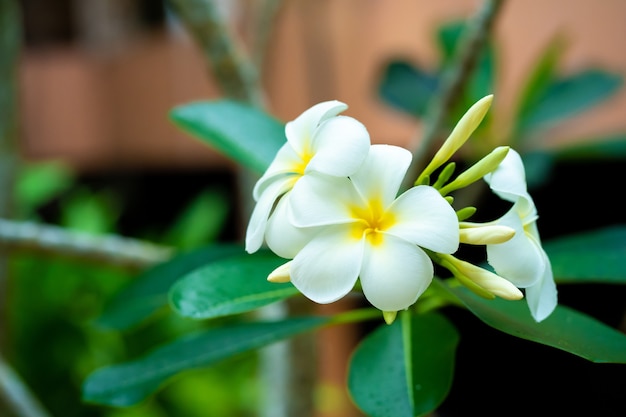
18,0,626,171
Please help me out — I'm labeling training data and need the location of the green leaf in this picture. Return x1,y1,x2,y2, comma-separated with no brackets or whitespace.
517,69,623,133
348,312,459,417
544,225,626,284
83,317,328,406
514,35,565,137
442,283,626,363
96,244,243,330
15,161,74,216
552,134,626,161
520,150,555,189
163,189,230,250
378,60,439,117
169,100,286,174
170,251,298,320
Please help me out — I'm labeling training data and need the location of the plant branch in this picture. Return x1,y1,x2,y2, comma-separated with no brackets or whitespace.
166,0,267,108
0,219,173,269
0,354,53,417
402,0,506,190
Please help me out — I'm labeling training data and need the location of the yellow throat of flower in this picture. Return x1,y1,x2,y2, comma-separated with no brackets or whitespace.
349,198,395,246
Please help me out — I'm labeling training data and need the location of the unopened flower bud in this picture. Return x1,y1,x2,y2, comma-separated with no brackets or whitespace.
459,223,516,245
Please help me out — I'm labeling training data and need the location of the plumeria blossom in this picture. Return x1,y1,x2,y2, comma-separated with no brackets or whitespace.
285,144,460,312
245,100,370,257
484,149,557,322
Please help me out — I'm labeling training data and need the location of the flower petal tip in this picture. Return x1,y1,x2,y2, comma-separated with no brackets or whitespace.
267,261,292,283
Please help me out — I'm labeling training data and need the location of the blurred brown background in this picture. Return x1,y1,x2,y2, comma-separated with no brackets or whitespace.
18,0,626,173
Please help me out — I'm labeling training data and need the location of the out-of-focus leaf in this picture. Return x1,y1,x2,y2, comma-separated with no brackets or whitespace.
552,134,626,161
61,188,119,234
163,189,230,250
521,150,555,189
437,21,464,64
517,70,623,134
442,282,626,363
170,251,297,320
96,244,243,330
169,100,285,174
545,225,626,284
514,35,565,137
14,161,74,216
378,61,439,117
348,312,459,417
82,317,328,406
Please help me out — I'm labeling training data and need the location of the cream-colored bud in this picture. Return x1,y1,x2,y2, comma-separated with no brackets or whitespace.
453,258,523,300
267,261,292,283
459,224,516,245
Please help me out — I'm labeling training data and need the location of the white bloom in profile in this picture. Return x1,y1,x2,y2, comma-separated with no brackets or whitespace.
286,145,460,312
484,149,557,322
245,100,370,257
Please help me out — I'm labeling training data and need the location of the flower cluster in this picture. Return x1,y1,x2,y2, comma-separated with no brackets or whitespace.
246,96,557,322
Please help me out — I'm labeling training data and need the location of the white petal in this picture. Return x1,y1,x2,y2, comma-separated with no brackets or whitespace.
306,116,370,177
525,251,557,322
486,209,545,288
360,234,433,311
288,174,361,227
245,177,293,254
349,144,411,206
290,227,363,304
386,185,459,254
484,148,533,205
265,194,320,259
285,100,348,155
253,143,301,201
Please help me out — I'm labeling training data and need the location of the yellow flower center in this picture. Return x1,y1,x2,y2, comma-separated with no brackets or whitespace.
293,148,313,176
349,198,395,246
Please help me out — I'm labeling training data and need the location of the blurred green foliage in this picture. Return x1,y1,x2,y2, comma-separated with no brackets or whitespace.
7,161,258,417
378,20,625,187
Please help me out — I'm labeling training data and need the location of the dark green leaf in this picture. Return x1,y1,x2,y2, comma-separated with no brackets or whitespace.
348,312,459,417
170,251,298,319
378,60,439,117
552,134,626,161
96,244,243,330
517,70,623,133
163,189,230,250
514,35,564,135
521,150,555,189
544,225,626,284
442,283,626,363
437,21,465,64
169,100,286,173
83,317,328,406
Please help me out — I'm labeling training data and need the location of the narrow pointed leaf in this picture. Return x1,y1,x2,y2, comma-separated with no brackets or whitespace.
442,283,626,363
517,70,622,133
348,312,459,417
169,100,286,173
83,317,328,406
170,251,298,319
544,225,626,284
378,61,439,117
553,134,626,161
514,35,564,135
96,244,243,330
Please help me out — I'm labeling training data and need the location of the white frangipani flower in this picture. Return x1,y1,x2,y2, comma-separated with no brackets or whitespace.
245,100,370,257
286,145,460,312
484,149,557,322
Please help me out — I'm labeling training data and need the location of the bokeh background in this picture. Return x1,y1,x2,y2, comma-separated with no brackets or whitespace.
3,0,626,416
